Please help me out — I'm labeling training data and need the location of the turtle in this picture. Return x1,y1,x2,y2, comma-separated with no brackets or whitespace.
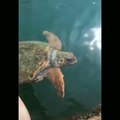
19,31,77,97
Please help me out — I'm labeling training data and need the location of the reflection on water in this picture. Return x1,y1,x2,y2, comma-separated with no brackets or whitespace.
84,27,101,50
19,0,101,119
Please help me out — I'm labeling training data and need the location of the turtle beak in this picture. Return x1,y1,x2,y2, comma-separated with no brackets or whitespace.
66,55,77,65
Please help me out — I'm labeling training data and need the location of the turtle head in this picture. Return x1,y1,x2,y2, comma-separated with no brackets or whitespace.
55,51,77,67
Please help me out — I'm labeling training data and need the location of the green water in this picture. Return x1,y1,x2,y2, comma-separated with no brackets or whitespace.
19,0,101,119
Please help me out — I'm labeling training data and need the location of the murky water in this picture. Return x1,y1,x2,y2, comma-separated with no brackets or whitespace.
19,0,101,119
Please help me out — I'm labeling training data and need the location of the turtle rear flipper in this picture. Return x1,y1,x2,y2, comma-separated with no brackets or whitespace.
45,67,64,97
30,61,49,80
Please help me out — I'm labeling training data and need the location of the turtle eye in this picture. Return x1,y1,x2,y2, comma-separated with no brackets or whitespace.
57,58,65,65
60,58,64,62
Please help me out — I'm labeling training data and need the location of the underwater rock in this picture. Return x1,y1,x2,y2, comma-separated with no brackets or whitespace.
57,104,101,120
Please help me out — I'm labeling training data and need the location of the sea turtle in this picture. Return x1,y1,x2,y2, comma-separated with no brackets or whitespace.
19,31,77,97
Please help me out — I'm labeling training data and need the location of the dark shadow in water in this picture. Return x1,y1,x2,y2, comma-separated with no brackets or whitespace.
19,84,54,120
60,98,89,117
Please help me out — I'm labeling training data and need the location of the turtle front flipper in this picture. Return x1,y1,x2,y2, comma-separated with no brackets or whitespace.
43,31,62,50
45,67,64,97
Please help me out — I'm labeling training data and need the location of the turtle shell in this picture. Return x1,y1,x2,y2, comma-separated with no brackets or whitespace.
19,40,77,84
19,41,50,83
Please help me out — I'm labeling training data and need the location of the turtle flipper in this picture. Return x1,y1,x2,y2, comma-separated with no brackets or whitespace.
43,31,62,50
30,61,48,80
45,67,64,97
